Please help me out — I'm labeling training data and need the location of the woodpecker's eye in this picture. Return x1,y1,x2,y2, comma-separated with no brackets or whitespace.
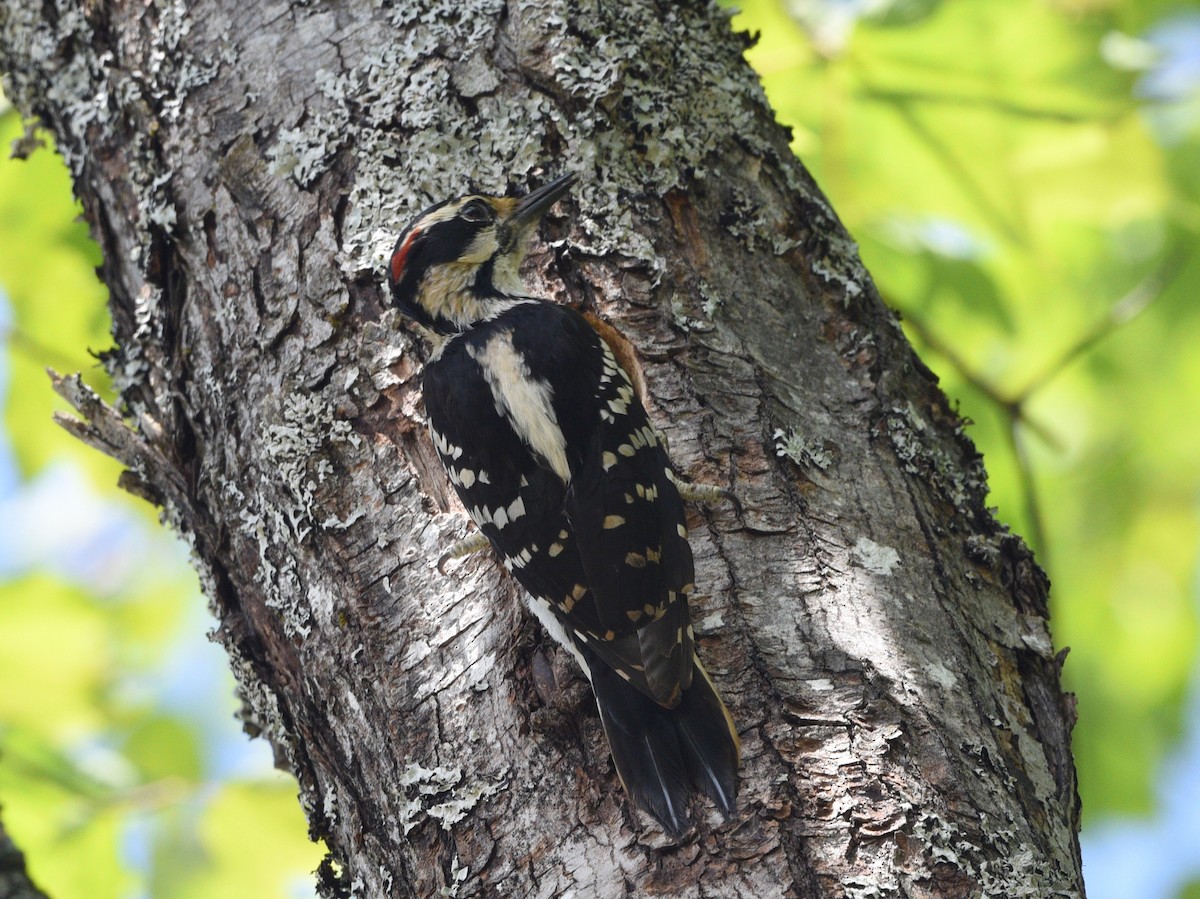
460,200,493,224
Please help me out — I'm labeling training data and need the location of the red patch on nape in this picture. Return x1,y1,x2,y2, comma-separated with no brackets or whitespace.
390,228,421,284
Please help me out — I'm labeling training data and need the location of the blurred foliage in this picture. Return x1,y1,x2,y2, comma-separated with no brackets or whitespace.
727,0,1199,822
0,108,322,895
0,112,121,499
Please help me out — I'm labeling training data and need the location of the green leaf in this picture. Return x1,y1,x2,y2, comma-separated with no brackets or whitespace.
1177,877,1200,899
121,717,204,784
0,576,112,733
0,109,116,482
162,778,323,899
0,732,135,899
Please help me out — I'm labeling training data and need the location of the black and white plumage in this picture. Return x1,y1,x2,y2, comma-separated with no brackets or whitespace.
386,173,739,836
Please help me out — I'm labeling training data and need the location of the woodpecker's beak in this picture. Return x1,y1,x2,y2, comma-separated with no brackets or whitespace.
509,172,576,228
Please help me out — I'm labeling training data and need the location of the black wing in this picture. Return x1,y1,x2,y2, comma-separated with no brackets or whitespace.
424,303,695,707
542,319,696,707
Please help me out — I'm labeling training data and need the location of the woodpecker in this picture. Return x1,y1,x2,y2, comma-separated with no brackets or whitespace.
386,173,739,836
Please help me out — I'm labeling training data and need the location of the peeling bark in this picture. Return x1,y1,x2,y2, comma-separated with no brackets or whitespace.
0,1,1083,897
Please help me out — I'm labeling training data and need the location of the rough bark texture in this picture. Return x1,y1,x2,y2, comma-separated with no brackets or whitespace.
1,1,1084,896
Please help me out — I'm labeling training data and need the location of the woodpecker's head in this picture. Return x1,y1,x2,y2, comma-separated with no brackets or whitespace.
387,173,575,334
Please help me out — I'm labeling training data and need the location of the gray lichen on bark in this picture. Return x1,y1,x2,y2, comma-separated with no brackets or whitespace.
0,0,1083,896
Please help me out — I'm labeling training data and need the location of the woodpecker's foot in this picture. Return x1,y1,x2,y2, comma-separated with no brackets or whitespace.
437,531,491,573
668,471,732,505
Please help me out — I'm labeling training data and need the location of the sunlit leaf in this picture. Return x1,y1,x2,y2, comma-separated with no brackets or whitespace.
0,111,116,483
0,743,134,899
167,779,322,899
0,576,112,733
1176,876,1200,899
122,717,205,785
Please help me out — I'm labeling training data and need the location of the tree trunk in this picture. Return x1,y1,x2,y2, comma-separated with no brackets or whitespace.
0,1,1084,896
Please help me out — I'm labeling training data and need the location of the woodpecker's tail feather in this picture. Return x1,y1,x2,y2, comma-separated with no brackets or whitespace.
587,653,740,837
676,660,740,816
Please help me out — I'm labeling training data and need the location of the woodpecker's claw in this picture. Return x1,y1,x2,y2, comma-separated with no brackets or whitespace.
668,471,735,506
437,530,491,573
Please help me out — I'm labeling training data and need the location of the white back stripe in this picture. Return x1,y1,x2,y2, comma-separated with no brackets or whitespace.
468,331,571,484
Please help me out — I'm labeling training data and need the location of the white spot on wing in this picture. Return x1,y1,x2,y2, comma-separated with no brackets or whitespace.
508,496,526,521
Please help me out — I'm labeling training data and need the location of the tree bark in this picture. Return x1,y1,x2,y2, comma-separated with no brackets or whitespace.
0,1,1084,896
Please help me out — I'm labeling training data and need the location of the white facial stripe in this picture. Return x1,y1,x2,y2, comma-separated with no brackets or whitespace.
458,229,501,264
468,332,571,484
408,197,503,329
421,201,467,228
